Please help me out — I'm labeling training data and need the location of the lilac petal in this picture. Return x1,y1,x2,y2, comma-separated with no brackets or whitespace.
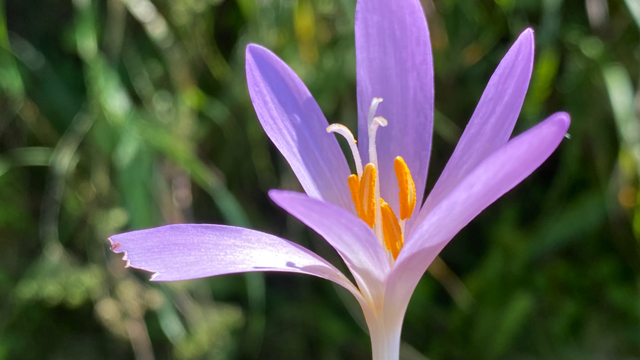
385,112,570,324
109,224,357,293
245,44,352,211
269,190,389,302
411,29,535,234
355,0,433,214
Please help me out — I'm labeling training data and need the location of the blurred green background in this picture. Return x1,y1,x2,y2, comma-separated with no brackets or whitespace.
0,0,639,358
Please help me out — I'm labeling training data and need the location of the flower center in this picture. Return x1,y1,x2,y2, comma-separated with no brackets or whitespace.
327,98,416,261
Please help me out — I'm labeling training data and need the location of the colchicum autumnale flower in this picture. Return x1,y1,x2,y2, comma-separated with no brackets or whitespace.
109,0,570,358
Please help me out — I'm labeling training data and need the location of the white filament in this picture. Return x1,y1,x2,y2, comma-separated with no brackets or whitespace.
367,97,384,128
368,116,387,172
327,98,389,247
326,123,363,178
367,98,387,244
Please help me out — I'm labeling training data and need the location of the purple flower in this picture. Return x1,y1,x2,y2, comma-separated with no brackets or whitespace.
110,0,570,358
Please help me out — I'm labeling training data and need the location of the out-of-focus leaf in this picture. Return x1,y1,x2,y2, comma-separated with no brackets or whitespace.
156,291,187,344
603,64,640,174
0,147,52,178
10,34,81,129
488,291,535,358
0,0,23,98
41,109,94,246
243,272,266,358
294,0,318,64
434,109,461,145
529,191,607,259
0,159,8,178
137,119,250,227
523,48,560,121
603,64,640,241
14,252,105,309
624,0,640,30
400,342,430,360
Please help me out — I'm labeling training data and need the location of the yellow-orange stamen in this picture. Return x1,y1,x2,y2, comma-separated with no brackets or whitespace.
334,98,418,263
380,200,403,260
348,174,364,220
394,156,416,220
359,163,377,228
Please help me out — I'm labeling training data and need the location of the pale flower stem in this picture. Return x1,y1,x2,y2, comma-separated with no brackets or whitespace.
369,319,402,360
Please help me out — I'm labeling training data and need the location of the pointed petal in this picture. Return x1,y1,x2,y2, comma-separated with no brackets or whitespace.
386,112,570,323
355,0,433,214
109,224,357,292
412,29,535,233
246,44,352,210
269,190,389,302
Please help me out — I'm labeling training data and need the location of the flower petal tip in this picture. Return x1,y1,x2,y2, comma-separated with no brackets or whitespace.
108,236,129,265
109,239,122,252
245,44,273,72
522,27,534,36
245,43,264,58
552,112,571,133
515,28,535,54
267,188,282,197
109,235,157,279
268,188,296,203
109,245,163,281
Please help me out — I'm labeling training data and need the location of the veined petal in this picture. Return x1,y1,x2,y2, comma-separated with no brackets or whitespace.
109,224,357,294
246,44,352,211
269,190,390,303
355,0,433,215
385,112,570,324
412,29,535,234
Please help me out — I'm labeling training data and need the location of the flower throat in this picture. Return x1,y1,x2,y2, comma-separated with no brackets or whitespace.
327,98,416,261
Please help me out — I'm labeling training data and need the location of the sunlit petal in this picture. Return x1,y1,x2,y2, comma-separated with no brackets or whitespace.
110,224,357,294
355,0,433,214
269,190,390,303
385,112,570,324
411,29,535,234
246,44,353,211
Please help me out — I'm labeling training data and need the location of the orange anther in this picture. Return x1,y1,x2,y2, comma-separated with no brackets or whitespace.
394,156,416,220
359,163,377,228
380,200,403,260
348,174,364,220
